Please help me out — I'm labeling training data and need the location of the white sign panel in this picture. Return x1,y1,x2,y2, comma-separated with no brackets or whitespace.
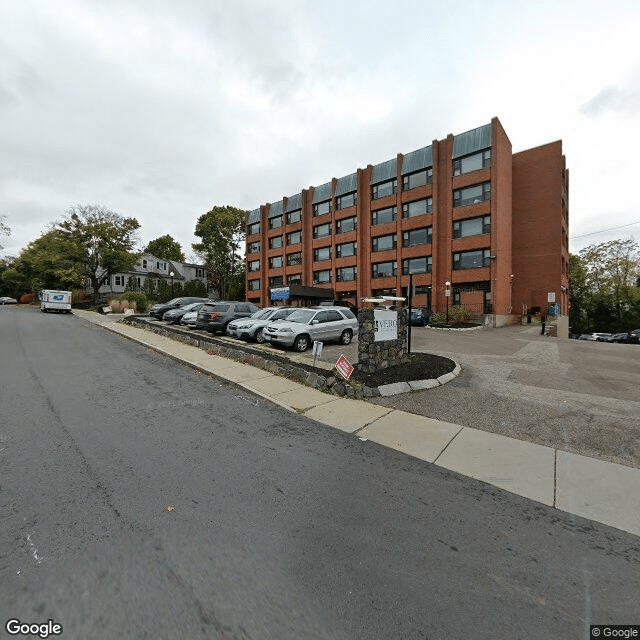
547,292,556,303
374,309,398,342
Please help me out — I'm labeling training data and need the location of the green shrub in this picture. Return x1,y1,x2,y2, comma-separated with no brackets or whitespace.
429,311,446,324
120,290,148,312
449,305,472,324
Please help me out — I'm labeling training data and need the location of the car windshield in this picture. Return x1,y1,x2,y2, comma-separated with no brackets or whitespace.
285,309,315,324
180,303,202,311
252,308,275,320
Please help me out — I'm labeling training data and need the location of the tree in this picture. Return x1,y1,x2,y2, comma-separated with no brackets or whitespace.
0,215,10,251
192,206,246,300
56,205,141,302
183,279,207,297
144,235,185,262
576,238,640,332
0,229,84,294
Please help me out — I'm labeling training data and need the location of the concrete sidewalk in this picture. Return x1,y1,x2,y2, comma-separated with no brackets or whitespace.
74,310,640,538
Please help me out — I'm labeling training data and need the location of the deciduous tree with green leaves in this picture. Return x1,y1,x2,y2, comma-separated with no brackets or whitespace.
192,205,246,301
572,238,640,332
144,235,185,262
0,229,84,294
57,205,141,302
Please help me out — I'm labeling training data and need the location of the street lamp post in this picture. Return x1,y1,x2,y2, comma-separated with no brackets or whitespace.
407,272,413,354
445,281,451,324
169,271,174,298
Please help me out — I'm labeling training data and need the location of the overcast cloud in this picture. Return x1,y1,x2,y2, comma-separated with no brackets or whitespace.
1,0,639,260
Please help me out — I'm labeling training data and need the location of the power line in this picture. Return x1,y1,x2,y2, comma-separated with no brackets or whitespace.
571,220,640,239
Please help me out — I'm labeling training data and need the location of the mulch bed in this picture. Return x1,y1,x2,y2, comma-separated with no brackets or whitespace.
351,353,456,387
255,346,455,388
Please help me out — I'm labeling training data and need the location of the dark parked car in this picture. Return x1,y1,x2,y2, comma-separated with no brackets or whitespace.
195,301,260,334
410,307,431,326
148,297,209,319
161,302,208,324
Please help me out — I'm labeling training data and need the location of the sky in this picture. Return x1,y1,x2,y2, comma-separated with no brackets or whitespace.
1,0,639,261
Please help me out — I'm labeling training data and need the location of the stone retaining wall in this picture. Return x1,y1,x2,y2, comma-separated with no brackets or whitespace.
122,317,381,399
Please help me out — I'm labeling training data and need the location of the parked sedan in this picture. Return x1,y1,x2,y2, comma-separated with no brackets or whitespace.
179,310,199,328
195,301,261,334
148,297,209,319
228,306,296,342
262,306,358,352
162,302,207,324
0,296,18,304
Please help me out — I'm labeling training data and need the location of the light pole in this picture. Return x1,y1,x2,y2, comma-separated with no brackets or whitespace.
169,271,174,298
445,281,451,324
407,272,413,354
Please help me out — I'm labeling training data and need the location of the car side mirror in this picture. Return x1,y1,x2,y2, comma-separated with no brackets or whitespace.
311,320,319,325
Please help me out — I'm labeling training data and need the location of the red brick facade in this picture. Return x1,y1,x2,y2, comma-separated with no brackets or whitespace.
245,117,568,324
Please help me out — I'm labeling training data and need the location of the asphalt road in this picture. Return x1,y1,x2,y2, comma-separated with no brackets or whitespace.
1,306,639,640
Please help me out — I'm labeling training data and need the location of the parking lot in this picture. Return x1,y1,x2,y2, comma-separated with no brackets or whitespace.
138,314,639,469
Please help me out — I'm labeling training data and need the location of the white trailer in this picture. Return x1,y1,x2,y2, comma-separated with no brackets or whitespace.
40,290,72,313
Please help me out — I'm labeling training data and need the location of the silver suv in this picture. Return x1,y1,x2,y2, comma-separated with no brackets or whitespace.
227,306,296,342
262,306,358,352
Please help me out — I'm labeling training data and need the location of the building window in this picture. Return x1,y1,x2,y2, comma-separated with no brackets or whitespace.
453,182,491,207
269,215,283,229
248,222,261,235
248,260,260,272
269,236,283,249
453,149,491,176
287,209,302,224
313,246,331,261
402,168,432,190
156,261,160,269
137,277,141,288
314,269,332,284
248,279,260,291
247,241,260,254
372,178,397,200
372,206,397,226
313,200,331,217
403,256,432,274
269,256,283,269
336,266,357,282
142,259,147,269
313,223,331,239
403,198,432,218
403,227,432,247
195,268,205,278
269,276,284,287
453,249,492,270
336,216,357,234
115,275,125,286
372,261,397,278
287,252,301,266
288,273,302,285
414,285,431,295
336,241,357,258
453,215,491,238
287,230,302,245
372,233,397,252
336,192,357,210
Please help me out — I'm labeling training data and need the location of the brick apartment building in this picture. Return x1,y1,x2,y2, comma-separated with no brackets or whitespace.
245,117,569,326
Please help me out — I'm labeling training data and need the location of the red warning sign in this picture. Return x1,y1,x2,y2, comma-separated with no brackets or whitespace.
335,354,354,381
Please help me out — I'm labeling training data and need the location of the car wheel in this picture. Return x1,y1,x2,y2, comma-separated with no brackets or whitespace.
293,334,310,352
254,328,265,343
339,329,353,345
